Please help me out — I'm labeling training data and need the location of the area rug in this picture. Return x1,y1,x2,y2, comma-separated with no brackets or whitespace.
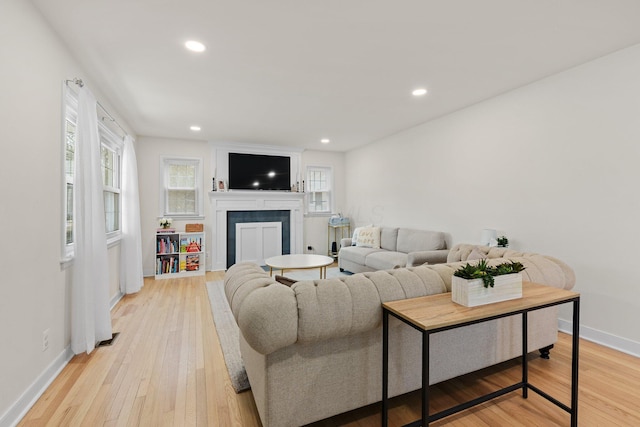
205,280,250,393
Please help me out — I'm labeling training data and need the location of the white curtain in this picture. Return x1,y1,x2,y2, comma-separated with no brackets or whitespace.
72,87,112,355
120,135,144,294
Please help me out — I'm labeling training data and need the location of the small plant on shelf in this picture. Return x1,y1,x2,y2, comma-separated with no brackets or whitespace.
453,259,525,288
496,236,509,247
159,217,173,229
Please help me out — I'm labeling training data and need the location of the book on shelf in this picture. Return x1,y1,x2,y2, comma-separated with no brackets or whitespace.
157,228,176,233
180,237,189,252
185,254,200,271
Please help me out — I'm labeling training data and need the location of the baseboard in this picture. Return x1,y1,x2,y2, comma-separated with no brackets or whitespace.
558,318,640,358
110,291,123,310
0,346,73,427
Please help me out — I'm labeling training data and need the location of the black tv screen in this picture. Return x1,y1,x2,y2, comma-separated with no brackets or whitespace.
228,153,291,191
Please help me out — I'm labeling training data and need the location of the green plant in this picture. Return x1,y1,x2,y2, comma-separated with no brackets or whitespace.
496,236,509,247
453,259,525,288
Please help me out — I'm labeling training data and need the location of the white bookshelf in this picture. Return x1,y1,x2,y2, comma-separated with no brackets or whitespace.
155,230,205,279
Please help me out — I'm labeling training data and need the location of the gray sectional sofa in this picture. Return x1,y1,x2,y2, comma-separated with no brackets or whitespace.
338,226,449,273
224,244,575,427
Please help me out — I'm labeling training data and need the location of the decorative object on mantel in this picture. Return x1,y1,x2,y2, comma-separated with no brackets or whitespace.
480,228,497,246
217,179,227,192
452,259,526,307
496,235,509,248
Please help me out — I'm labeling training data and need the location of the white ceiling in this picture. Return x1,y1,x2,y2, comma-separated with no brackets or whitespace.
32,0,640,152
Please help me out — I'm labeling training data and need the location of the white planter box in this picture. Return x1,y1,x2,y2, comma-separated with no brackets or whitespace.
451,273,523,307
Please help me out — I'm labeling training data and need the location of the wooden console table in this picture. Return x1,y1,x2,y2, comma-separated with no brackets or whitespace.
382,282,580,426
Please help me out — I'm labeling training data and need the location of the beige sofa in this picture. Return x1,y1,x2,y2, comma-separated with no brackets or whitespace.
224,244,575,427
338,227,449,273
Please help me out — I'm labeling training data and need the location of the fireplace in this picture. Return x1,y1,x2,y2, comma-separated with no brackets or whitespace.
209,191,305,271
227,210,290,268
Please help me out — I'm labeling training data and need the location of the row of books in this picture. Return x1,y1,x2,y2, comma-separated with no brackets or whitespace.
156,255,179,274
157,237,203,254
156,254,201,274
157,236,179,254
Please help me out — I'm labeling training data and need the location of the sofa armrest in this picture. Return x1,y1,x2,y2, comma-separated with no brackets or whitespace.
407,249,450,267
340,237,353,248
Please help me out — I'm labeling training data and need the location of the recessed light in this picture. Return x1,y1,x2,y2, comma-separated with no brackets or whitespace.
190,125,201,131
268,171,276,178
321,139,330,144
412,88,428,96
185,40,206,52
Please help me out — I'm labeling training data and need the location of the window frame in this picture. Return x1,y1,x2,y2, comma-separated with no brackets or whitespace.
305,165,334,216
99,123,123,244
160,156,204,219
61,86,78,263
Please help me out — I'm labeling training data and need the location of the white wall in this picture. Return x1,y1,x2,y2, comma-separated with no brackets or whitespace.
137,137,212,276
345,44,640,354
0,1,132,424
301,150,347,256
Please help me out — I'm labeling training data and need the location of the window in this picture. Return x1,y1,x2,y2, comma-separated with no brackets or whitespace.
306,166,333,214
161,157,203,217
63,91,77,252
62,87,122,260
100,127,122,236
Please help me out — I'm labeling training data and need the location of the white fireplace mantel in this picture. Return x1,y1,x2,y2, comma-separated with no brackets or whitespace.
209,191,305,271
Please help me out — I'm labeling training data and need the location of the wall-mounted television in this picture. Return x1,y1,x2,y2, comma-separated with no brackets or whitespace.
228,153,291,191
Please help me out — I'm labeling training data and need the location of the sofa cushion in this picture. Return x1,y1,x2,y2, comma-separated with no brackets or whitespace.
339,245,384,265
396,229,445,253
380,227,399,251
365,251,407,270
466,247,486,261
355,226,381,248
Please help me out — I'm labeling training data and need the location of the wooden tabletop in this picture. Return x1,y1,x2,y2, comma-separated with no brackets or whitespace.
383,282,579,332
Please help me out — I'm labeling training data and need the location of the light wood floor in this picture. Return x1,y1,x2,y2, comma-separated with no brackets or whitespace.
19,272,640,426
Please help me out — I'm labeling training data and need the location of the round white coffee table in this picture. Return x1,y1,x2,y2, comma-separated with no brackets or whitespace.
264,254,334,279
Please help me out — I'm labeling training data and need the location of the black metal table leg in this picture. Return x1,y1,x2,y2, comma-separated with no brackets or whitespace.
423,331,430,426
571,299,580,427
522,311,528,398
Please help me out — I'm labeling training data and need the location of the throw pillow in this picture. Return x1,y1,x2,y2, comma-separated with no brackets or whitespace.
352,225,373,246
275,275,297,287
355,226,381,249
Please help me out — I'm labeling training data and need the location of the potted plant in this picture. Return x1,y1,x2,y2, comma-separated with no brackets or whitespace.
452,259,525,307
496,236,509,247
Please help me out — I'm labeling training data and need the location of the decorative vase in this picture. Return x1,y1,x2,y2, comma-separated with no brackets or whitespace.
451,273,522,307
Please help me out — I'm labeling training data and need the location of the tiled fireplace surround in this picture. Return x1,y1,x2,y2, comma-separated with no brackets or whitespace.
209,191,305,271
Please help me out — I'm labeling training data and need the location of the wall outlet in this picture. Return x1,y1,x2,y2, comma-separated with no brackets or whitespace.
42,329,50,352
